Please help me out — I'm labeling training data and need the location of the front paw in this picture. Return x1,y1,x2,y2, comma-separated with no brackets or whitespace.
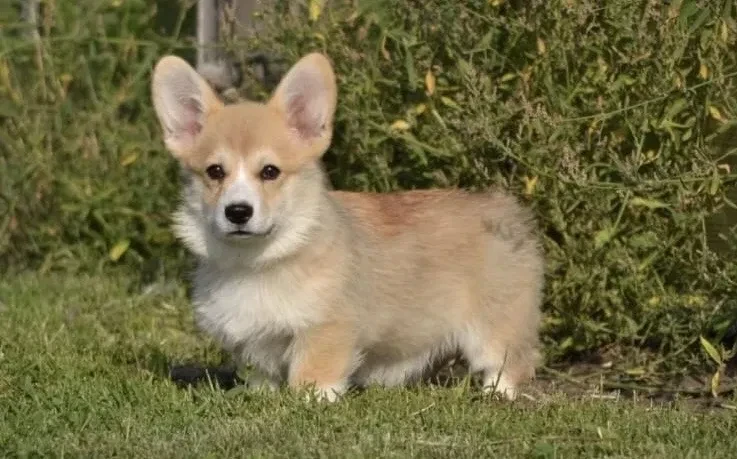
301,382,347,403
482,372,518,401
238,368,280,393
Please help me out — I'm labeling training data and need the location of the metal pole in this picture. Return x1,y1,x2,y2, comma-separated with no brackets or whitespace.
21,0,40,42
197,0,219,71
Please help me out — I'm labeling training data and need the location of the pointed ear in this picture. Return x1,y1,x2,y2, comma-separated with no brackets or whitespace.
268,53,337,157
151,55,223,159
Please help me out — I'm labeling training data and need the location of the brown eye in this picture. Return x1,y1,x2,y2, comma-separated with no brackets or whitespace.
206,164,225,181
259,165,281,181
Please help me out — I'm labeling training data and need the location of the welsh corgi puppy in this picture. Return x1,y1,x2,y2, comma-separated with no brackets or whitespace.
151,52,544,402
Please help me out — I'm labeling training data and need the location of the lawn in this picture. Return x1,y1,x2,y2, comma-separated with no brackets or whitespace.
2,0,737,456
0,270,735,458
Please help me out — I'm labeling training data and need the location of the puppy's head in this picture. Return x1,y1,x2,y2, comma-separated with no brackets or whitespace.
151,53,337,246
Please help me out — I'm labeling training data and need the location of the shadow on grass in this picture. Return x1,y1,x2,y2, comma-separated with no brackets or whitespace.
168,363,243,390
156,351,475,394
118,343,244,391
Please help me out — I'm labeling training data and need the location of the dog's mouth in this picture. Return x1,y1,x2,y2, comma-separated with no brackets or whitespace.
226,226,274,239
227,230,254,237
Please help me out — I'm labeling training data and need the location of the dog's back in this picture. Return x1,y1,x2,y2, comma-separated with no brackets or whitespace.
331,189,543,394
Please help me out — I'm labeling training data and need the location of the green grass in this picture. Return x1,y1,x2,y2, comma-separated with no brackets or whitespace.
2,1,737,455
0,271,735,458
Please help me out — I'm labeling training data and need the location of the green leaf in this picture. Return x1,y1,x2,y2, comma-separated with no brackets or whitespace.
120,152,138,167
472,30,493,51
700,335,723,365
457,59,474,78
0,99,21,118
630,197,669,210
500,73,517,83
709,170,720,195
689,7,711,35
663,98,688,121
558,336,574,351
439,96,461,110
403,40,417,90
594,226,615,249
678,0,699,28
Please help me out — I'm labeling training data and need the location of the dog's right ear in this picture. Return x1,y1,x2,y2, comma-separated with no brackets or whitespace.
151,56,223,159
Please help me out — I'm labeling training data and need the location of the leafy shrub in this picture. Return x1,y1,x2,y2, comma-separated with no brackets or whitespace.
0,0,194,275
1,0,737,372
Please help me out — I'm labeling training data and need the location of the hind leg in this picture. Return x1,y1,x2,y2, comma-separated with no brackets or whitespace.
462,333,537,400
479,348,522,400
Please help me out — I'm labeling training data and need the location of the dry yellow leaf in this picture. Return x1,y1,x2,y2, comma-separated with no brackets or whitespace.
389,120,411,131
0,60,9,85
708,105,725,123
686,295,706,307
309,0,324,21
711,371,721,398
720,21,729,43
500,73,516,83
699,63,709,80
109,239,130,262
414,104,427,115
380,36,391,60
120,153,138,167
0,59,20,104
673,74,683,90
536,37,546,55
425,69,436,96
523,176,538,196
587,120,599,136
439,96,460,109
596,57,608,74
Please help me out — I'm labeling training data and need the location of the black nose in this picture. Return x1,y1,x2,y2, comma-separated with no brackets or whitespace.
224,203,253,224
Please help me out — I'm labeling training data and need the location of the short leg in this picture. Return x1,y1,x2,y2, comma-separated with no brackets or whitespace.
464,336,536,401
288,321,357,402
481,359,519,400
242,367,280,392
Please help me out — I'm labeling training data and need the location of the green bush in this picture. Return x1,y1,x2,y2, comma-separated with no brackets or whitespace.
1,0,737,373
0,0,194,274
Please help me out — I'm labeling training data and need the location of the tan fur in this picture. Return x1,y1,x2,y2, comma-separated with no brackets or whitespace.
151,52,544,402
289,320,357,396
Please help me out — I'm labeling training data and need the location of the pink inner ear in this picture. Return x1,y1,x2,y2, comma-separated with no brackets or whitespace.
177,98,204,139
289,94,322,140
184,119,201,137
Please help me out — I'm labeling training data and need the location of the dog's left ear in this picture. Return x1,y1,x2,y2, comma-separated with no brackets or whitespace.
268,53,337,158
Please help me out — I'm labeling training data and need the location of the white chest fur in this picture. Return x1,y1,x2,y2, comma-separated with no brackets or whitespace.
190,261,325,374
